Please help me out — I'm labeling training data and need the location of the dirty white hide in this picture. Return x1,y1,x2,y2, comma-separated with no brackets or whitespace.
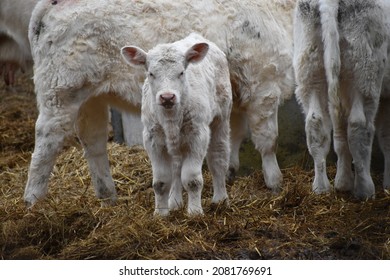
293,0,390,199
24,0,295,206
0,0,38,85
121,33,232,215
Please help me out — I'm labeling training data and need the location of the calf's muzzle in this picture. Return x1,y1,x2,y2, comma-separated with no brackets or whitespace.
159,93,176,109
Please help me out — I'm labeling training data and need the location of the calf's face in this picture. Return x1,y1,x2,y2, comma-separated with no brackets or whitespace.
121,42,209,109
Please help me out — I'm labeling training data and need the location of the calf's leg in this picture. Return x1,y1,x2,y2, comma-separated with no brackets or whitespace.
168,155,183,212
144,130,173,216
181,157,204,215
181,126,210,215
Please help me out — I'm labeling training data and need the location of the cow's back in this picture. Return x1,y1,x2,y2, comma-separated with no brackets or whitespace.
29,0,294,105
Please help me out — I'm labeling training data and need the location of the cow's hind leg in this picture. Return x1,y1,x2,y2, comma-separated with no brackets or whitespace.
303,91,332,194
206,118,230,205
347,95,376,199
331,111,354,192
24,92,79,207
76,96,117,206
346,32,387,199
247,90,282,193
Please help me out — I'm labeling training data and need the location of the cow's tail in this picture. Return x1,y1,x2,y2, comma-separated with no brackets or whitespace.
319,0,341,118
28,0,50,51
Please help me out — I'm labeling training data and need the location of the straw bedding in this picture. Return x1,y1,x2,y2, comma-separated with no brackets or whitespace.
0,75,389,260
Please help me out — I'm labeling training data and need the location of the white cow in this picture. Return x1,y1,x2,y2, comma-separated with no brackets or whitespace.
0,0,38,85
293,0,390,199
121,33,232,215
24,0,295,206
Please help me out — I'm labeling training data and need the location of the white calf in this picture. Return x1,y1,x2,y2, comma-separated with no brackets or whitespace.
121,33,232,215
24,0,294,207
293,0,390,199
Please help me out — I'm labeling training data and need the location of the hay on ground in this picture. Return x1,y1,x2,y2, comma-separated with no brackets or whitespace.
0,76,389,260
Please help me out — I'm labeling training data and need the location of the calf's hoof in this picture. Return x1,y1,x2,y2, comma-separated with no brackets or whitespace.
154,208,170,217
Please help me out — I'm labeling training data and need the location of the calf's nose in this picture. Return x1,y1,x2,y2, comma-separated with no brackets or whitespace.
160,93,176,102
159,93,176,108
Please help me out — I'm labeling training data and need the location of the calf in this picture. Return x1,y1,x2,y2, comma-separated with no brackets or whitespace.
24,0,294,206
293,0,390,199
121,33,232,215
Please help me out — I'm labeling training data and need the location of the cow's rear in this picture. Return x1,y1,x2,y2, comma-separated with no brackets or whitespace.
294,0,390,199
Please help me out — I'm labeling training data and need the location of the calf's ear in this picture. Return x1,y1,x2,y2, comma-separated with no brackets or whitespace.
121,46,147,67
184,43,209,67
